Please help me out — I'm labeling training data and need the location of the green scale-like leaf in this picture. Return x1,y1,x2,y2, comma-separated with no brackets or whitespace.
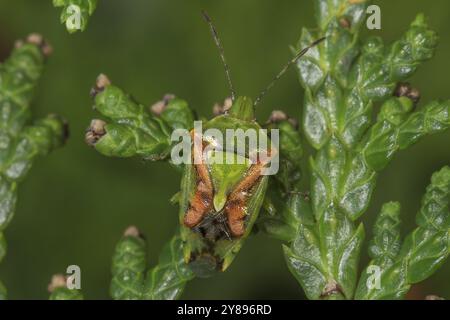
110,231,147,300
159,98,195,130
53,0,98,33
368,202,402,267
144,236,195,300
93,85,171,159
359,98,450,171
259,191,312,243
284,204,365,300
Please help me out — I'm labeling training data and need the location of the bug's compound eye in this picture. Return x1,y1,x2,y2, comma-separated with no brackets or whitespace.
212,97,233,116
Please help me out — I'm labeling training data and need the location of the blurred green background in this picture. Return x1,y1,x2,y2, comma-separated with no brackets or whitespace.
0,0,449,299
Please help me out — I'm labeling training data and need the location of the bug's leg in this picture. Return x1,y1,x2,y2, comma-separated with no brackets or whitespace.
217,220,232,241
210,211,232,240
183,136,214,228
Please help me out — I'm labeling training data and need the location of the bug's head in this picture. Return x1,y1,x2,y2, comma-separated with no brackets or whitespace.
227,96,255,121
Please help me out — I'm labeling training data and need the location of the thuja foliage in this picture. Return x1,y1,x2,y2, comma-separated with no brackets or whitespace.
49,226,193,300
52,0,98,33
111,227,194,300
70,1,450,300
275,0,450,299
0,34,68,299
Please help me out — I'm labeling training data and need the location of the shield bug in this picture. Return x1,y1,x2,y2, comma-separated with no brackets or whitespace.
179,11,324,276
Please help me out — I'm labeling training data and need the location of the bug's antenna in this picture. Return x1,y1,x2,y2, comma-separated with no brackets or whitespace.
202,10,236,102
253,37,326,107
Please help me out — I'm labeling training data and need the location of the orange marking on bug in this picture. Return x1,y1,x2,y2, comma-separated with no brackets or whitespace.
184,131,213,228
225,148,275,237
184,180,213,227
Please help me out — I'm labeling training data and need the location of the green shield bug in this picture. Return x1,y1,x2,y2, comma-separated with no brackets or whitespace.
178,11,325,276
